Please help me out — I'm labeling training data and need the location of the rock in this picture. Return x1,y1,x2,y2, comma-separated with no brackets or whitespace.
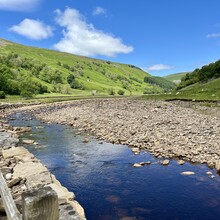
0,131,19,147
181,171,195,176
139,161,151,166
22,139,35,144
47,183,75,205
0,166,13,175
7,177,22,188
26,172,52,189
13,126,32,133
2,146,34,159
215,162,220,172
68,201,86,220
82,138,89,143
133,163,142,168
161,159,170,166
206,171,213,175
177,160,185,165
5,173,12,180
13,162,47,179
22,187,59,220
131,147,140,154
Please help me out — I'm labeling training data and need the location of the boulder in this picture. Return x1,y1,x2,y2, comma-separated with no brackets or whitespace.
26,172,52,189
2,147,34,159
13,162,47,179
47,183,74,205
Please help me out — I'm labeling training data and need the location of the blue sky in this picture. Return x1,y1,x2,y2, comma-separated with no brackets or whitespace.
1,0,220,76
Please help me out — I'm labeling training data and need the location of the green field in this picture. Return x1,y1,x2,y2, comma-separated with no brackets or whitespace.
163,72,188,84
0,39,176,100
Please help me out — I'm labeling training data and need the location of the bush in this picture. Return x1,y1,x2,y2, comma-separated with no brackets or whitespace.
118,90,125,95
108,88,115,95
0,91,5,99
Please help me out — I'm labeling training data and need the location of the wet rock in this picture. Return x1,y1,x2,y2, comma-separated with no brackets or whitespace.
161,159,170,166
82,138,89,143
181,171,195,176
177,160,185,165
131,147,140,154
133,163,142,168
215,162,220,172
22,139,35,144
13,126,32,133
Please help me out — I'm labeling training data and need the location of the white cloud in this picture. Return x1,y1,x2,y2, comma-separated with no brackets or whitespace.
206,33,220,38
93,7,106,16
53,8,133,57
147,64,173,71
0,0,40,11
9,19,53,40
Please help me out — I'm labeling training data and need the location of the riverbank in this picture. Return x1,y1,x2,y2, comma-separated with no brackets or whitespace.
0,120,86,219
6,98,220,173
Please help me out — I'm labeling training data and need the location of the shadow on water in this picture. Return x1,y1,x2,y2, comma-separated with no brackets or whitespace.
9,113,220,220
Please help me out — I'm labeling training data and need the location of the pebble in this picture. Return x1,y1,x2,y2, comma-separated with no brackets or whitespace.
133,163,142,168
177,160,185,165
161,159,170,166
181,171,195,176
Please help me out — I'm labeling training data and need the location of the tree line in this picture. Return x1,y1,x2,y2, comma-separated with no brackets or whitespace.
177,59,220,90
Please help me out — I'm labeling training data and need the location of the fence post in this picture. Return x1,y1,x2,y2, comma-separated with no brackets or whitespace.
22,186,59,220
0,171,22,220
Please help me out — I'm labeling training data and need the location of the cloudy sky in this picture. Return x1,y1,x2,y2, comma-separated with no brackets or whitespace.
1,0,220,76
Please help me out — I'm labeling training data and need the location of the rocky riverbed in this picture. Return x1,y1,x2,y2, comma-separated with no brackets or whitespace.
7,98,220,173
0,120,86,219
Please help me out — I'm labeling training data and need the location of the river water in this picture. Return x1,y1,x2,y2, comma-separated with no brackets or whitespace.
9,113,220,220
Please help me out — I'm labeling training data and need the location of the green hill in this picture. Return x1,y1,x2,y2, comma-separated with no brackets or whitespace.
163,72,188,84
174,60,220,100
0,39,175,98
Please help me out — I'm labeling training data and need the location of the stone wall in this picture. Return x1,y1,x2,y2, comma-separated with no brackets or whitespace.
0,120,86,220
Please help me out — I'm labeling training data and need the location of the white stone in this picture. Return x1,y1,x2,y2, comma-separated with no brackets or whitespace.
5,173,12,180
181,171,195,176
133,163,142,168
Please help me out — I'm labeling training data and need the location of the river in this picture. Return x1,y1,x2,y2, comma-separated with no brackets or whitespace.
9,112,220,220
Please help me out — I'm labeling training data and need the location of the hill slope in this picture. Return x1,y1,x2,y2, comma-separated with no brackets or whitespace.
163,72,188,84
175,59,220,100
0,39,175,97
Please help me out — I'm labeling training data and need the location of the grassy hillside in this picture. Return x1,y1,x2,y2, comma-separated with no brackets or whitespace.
163,72,188,84
0,39,175,98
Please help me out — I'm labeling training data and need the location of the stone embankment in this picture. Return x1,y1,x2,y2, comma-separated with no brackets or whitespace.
0,120,86,219
13,98,220,173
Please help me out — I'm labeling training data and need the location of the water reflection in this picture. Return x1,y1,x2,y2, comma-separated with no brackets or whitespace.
9,114,220,220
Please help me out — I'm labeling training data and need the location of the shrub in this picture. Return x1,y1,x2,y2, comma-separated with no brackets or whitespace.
108,88,115,95
118,90,125,95
0,91,6,99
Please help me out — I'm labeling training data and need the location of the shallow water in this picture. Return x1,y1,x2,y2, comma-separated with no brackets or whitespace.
9,113,220,220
